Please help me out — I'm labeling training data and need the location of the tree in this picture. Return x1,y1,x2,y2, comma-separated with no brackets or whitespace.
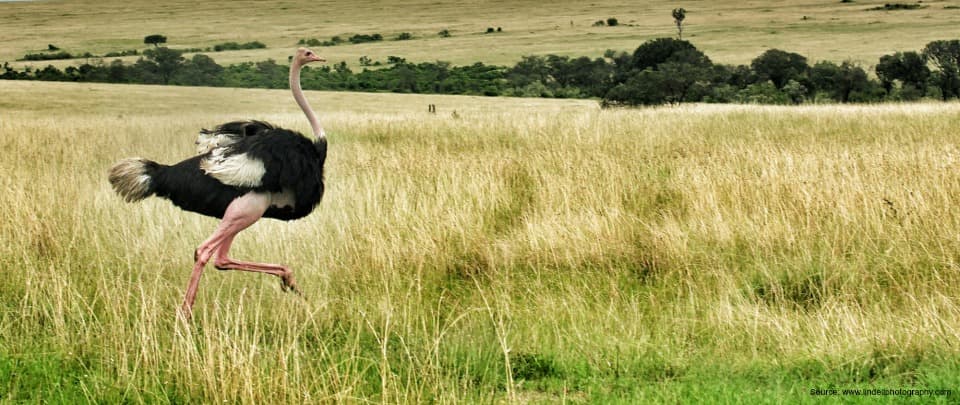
507,55,550,87
174,54,224,86
138,47,184,84
106,59,127,83
922,40,960,99
929,70,960,100
875,51,929,94
630,37,700,71
810,61,880,102
672,8,686,40
605,40,714,105
144,34,167,48
423,61,451,93
922,40,960,72
392,65,418,92
751,49,809,88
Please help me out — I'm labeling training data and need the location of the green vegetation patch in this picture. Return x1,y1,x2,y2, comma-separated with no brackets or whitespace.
867,3,927,11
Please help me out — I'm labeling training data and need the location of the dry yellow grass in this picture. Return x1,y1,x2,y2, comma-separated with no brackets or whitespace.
2,80,960,402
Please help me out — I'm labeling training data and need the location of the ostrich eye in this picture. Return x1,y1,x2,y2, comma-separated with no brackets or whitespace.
306,52,313,57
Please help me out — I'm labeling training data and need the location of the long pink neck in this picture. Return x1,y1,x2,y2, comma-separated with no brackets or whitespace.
290,60,325,139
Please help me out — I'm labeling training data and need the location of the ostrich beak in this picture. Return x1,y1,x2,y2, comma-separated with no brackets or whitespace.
299,47,326,63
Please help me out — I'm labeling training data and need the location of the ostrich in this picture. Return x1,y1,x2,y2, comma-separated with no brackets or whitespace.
108,48,328,317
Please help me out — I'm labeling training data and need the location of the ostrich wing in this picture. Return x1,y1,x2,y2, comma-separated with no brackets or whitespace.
199,128,323,207
195,120,276,154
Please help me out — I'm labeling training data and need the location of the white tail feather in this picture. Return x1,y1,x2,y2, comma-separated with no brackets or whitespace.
108,158,153,202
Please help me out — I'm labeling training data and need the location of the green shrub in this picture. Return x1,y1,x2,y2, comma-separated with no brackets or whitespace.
19,51,74,61
867,3,925,10
212,41,266,52
349,33,383,44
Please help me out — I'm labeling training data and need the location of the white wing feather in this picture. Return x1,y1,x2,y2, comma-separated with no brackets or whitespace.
200,147,266,188
196,132,244,154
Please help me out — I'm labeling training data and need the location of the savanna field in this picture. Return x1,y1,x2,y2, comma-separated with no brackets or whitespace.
3,0,960,403
2,81,959,403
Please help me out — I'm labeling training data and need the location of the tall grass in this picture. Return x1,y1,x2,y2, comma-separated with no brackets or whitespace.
2,83,959,402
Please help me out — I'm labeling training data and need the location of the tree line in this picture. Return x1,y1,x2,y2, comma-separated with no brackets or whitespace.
2,38,959,105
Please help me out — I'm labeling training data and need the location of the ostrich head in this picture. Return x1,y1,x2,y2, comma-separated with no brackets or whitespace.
295,47,326,66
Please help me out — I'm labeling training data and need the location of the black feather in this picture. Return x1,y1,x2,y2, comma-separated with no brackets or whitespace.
142,123,326,221
236,128,325,220
151,156,245,219
201,120,276,138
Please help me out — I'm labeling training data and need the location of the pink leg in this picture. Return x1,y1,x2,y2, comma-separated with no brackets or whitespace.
212,233,301,294
180,192,272,318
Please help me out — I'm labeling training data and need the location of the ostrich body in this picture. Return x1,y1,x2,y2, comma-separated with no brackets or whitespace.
108,48,327,317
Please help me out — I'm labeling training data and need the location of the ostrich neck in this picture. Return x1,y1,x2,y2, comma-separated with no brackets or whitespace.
290,61,325,139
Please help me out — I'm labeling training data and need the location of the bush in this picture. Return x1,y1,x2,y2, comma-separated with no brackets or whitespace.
103,49,139,57
737,81,791,104
320,36,344,46
396,32,413,40
302,36,347,46
705,84,739,103
349,34,383,44
868,3,925,10
212,41,267,52
889,83,925,100
20,51,74,61
438,29,451,38
606,18,619,26
782,79,808,104
508,81,553,98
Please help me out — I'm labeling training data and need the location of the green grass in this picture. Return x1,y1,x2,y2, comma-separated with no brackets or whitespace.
2,0,960,72
1,80,959,402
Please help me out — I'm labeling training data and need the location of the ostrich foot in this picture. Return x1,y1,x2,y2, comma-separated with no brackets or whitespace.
281,272,302,296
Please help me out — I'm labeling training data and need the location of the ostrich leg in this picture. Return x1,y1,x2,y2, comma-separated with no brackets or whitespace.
180,192,271,317
213,233,301,294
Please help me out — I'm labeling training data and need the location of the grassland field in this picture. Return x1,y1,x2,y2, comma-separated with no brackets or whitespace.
2,79,960,402
2,0,960,71
3,0,960,403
